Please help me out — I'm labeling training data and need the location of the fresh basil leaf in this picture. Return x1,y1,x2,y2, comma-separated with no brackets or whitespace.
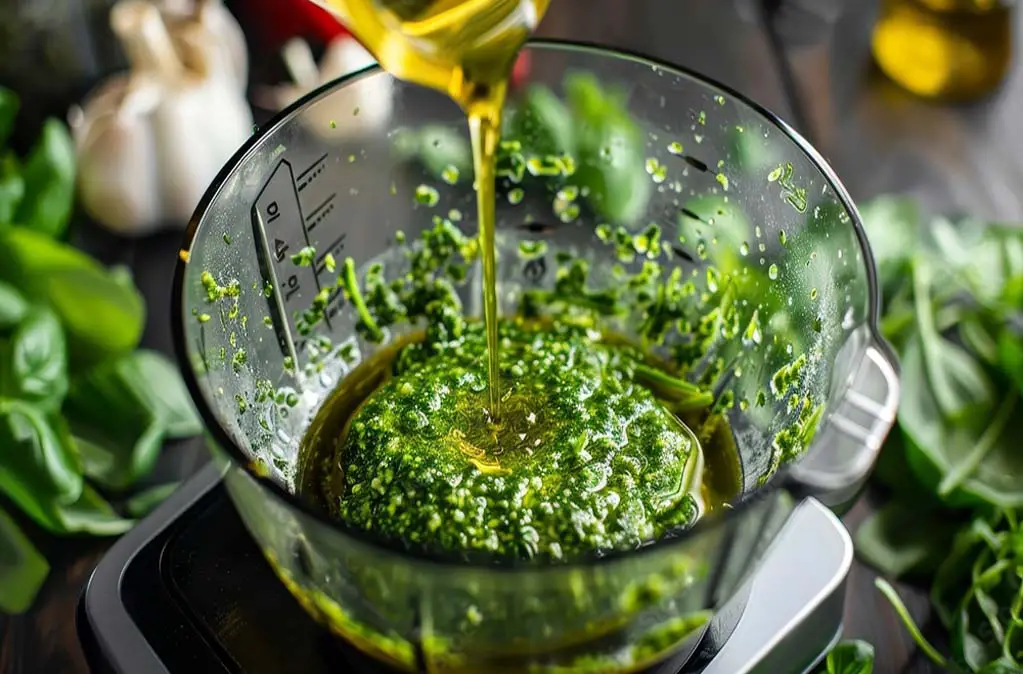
126,482,179,519
854,500,960,579
14,118,75,239
0,280,28,333
126,350,202,438
0,226,144,367
0,152,25,224
859,195,919,302
64,352,186,490
4,307,67,412
50,483,134,536
0,86,18,149
0,399,83,528
0,505,49,614
825,639,874,674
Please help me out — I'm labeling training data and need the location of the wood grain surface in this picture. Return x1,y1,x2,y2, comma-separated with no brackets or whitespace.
1,1,1006,672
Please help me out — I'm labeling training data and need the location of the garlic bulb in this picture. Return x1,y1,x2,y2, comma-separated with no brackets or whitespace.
71,0,253,236
255,35,394,141
161,0,249,93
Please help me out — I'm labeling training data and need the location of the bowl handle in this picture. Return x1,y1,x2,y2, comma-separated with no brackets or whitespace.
785,339,900,512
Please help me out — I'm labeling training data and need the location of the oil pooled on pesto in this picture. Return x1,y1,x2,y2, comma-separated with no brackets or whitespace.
299,318,740,562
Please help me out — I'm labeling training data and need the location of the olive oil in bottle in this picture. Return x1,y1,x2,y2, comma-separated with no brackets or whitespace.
872,0,1013,101
312,0,552,420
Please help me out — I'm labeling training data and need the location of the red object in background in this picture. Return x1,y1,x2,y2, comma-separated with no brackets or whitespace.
511,51,531,88
238,0,533,84
241,0,350,48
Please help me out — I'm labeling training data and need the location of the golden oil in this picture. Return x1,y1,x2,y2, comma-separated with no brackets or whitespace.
872,0,1013,101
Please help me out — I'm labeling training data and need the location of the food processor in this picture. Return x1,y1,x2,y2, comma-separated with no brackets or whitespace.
87,42,900,674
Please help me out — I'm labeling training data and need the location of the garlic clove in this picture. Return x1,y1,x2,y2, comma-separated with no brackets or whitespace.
259,36,393,142
74,77,164,235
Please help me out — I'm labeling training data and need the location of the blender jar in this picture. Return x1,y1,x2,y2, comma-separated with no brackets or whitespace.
173,41,899,673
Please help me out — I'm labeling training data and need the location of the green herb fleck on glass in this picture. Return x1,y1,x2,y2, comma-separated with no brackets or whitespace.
415,184,440,207
441,165,460,185
291,246,316,267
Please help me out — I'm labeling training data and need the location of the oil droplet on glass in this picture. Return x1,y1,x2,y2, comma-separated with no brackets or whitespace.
739,242,750,256
768,264,779,281
668,141,684,155
779,230,787,246
508,188,525,205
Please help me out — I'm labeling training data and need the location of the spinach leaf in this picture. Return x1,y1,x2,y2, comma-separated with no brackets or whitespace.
0,227,144,367
0,280,28,333
899,336,1023,509
858,195,919,302
63,350,200,490
0,152,25,224
912,261,994,421
824,640,874,674
854,500,961,580
3,307,68,412
0,505,49,614
14,118,75,239
126,482,179,518
0,86,18,148
0,399,82,528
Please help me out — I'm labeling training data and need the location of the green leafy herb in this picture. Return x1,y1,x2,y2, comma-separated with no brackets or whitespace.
0,399,82,529
14,118,76,238
854,500,960,580
0,87,19,148
0,152,25,224
0,280,28,332
2,307,68,412
0,227,145,367
854,195,1023,673
63,351,198,490
0,506,48,614
48,483,135,536
823,640,875,674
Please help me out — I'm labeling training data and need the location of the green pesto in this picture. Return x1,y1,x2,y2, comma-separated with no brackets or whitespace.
303,320,714,561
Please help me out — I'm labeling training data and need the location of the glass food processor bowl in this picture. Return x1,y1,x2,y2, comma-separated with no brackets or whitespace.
172,41,899,674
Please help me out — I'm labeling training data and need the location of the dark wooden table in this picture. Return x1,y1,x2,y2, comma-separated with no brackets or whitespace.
2,0,1012,672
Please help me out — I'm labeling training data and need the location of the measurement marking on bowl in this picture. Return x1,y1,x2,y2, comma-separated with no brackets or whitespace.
251,155,345,374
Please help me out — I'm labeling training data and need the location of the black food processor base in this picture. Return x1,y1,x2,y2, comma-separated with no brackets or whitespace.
77,463,849,674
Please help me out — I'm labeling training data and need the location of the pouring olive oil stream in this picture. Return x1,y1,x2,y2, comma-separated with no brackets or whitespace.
313,0,553,422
